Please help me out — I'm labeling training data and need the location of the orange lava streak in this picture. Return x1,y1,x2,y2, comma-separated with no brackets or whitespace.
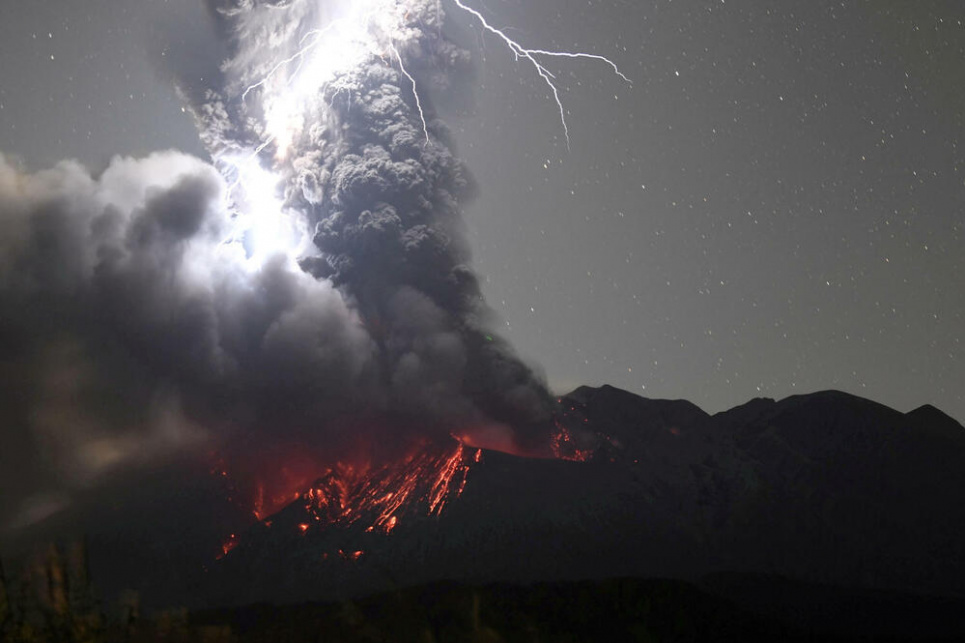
428,443,467,515
300,441,476,534
252,483,265,521
217,533,239,559
214,438,489,561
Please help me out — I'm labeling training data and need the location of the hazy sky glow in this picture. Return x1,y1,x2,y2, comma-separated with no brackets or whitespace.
1,0,962,423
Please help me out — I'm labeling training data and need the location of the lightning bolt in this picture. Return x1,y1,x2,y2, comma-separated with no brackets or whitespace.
219,0,630,264
241,27,332,102
451,0,631,149
390,43,431,146
237,1,629,157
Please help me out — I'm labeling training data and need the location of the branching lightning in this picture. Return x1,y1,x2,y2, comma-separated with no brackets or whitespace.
241,27,333,102
451,0,631,149
390,43,430,145
237,0,630,160
220,0,630,263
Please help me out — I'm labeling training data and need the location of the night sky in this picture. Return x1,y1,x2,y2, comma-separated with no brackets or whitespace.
1,0,963,424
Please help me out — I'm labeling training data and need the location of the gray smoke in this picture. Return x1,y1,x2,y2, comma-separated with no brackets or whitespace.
0,152,375,528
193,0,554,435
0,0,553,530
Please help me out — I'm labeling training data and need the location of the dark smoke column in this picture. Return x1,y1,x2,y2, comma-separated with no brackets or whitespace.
197,0,554,452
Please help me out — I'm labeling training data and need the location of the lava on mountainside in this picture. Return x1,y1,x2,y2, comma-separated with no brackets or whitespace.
212,438,480,561
213,411,597,562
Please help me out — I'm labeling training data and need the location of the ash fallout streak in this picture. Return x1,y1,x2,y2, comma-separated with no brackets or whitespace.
0,0,628,533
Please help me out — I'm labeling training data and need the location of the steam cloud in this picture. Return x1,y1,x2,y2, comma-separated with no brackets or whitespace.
0,0,553,529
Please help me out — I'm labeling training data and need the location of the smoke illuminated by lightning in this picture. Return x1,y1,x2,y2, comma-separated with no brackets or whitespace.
218,0,629,263
219,152,309,266
0,0,633,546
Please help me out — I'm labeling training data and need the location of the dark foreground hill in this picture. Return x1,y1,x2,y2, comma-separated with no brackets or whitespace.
6,564,965,642
204,386,965,609
189,576,965,643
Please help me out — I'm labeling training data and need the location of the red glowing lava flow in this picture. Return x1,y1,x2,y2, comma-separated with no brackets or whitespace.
216,415,596,558
302,441,475,535
216,440,479,558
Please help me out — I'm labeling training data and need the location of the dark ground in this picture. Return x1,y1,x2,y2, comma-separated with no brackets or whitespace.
4,565,965,642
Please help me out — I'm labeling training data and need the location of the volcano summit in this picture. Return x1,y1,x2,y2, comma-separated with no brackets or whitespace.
191,386,965,608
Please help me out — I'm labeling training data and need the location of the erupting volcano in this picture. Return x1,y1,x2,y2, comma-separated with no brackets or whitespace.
0,0,640,549
156,0,629,563
3,3,965,638
176,0,630,521
222,440,477,548
214,413,597,566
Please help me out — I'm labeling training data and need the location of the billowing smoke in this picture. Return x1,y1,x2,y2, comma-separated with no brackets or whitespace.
192,0,555,440
0,152,375,527
0,0,554,530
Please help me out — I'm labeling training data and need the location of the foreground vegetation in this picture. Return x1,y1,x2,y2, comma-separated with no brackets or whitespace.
3,543,962,642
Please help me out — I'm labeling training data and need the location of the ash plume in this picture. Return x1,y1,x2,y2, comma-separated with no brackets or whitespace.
189,0,556,439
0,0,554,530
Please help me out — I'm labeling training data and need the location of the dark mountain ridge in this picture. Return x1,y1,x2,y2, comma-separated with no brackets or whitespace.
202,385,965,607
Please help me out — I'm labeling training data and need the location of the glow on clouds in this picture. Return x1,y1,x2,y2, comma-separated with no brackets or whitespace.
219,0,419,268
216,0,628,269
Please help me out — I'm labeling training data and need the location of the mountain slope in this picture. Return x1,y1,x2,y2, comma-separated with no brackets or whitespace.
205,385,965,606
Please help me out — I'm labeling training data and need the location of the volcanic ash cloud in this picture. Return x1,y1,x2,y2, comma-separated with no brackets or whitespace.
0,0,555,528
0,151,376,525
191,0,555,443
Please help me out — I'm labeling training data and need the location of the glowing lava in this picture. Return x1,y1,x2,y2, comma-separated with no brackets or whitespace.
214,407,600,561
300,441,475,534
217,533,239,560
214,438,481,560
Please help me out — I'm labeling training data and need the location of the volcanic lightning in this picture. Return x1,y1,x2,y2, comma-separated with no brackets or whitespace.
222,0,631,252
195,0,626,552
450,0,631,148
0,0,625,545
390,43,430,145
